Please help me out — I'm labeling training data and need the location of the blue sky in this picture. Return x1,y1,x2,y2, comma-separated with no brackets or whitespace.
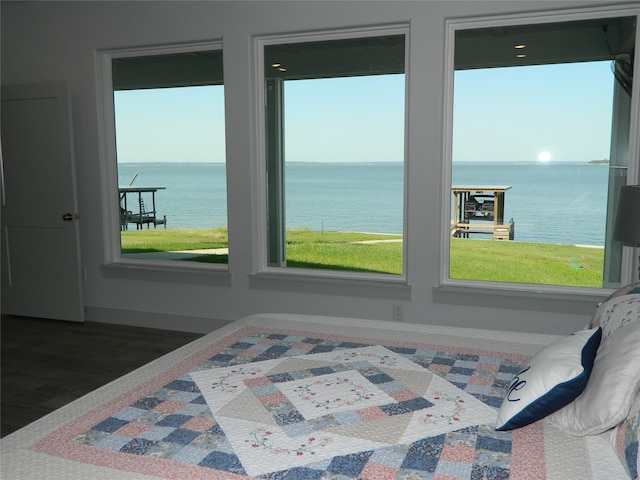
114,86,226,163
453,61,614,163
114,60,614,164
284,75,405,163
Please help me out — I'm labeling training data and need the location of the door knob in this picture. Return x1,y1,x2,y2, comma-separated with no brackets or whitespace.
62,213,74,221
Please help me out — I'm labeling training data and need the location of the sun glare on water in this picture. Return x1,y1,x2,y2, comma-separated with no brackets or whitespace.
537,151,552,163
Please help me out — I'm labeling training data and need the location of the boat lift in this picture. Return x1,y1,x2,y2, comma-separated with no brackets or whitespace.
451,186,515,240
119,186,166,230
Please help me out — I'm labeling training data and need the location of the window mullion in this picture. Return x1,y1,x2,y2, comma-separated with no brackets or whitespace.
603,80,632,286
266,78,286,267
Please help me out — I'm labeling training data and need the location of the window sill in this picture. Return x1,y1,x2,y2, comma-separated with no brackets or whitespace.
432,283,610,315
101,259,232,287
249,271,411,300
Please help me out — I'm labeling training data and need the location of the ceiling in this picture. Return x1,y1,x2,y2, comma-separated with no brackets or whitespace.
454,15,636,70
111,15,635,90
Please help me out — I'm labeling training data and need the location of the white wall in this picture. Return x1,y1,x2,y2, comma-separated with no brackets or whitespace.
2,1,636,334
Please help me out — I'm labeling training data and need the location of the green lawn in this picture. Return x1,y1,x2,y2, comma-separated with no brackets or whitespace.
120,228,604,287
449,238,603,287
121,227,229,253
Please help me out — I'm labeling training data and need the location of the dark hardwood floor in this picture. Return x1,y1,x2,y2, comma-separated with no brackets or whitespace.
1,315,202,438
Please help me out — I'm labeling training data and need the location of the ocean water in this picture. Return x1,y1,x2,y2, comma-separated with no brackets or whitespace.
453,162,610,246
119,163,229,229
118,161,610,246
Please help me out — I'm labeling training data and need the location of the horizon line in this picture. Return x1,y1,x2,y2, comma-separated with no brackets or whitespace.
118,159,605,165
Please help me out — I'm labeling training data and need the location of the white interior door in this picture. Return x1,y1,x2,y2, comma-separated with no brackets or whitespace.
1,82,84,322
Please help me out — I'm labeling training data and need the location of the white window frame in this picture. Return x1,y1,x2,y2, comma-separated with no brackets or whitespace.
251,25,411,295
96,41,232,286
439,6,640,300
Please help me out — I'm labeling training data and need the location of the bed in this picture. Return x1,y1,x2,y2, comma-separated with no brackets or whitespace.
1,297,638,479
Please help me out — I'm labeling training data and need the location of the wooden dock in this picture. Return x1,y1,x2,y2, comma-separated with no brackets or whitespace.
451,186,514,240
119,186,167,230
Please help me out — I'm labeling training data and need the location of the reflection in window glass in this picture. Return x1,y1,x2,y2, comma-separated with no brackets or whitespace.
450,17,636,289
112,50,228,265
264,34,406,275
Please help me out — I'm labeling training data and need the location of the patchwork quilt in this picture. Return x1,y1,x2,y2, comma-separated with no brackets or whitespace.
0,314,629,479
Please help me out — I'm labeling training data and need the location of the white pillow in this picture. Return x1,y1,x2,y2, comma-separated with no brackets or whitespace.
549,320,640,436
495,327,601,431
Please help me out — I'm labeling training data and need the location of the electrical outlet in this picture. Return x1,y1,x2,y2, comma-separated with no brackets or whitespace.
392,303,403,321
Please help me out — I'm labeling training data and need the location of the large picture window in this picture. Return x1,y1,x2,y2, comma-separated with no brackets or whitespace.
111,48,228,265
262,32,407,277
448,15,636,289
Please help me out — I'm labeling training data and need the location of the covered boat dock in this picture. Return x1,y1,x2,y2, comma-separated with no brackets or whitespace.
451,186,515,240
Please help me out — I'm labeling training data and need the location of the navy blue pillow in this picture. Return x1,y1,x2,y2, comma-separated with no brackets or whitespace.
495,327,601,431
